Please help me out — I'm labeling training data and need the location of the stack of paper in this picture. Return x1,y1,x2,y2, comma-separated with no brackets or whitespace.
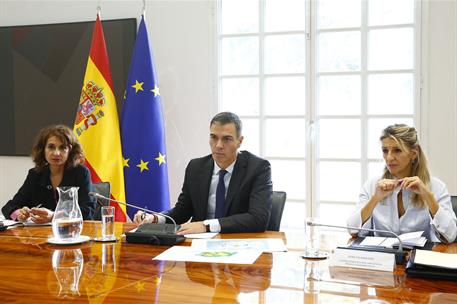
406,249,457,280
0,219,52,229
0,220,22,229
413,249,457,269
360,231,427,248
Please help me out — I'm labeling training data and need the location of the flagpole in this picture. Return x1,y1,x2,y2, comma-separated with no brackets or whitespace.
142,0,146,20
97,2,101,18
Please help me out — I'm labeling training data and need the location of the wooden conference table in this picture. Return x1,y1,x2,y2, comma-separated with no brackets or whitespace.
0,221,456,303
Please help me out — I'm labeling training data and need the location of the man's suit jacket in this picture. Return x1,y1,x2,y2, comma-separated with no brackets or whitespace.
166,150,273,233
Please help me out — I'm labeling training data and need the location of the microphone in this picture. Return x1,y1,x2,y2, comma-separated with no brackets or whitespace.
89,192,185,245
307,220,406,264
88,192,177,227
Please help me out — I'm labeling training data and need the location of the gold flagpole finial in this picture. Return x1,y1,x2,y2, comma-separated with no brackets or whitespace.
97,0,101,18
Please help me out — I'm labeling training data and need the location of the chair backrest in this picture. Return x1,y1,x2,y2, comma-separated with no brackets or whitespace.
450,196,457,243
92,182,111,220
451,196,457,216
267,191,287,231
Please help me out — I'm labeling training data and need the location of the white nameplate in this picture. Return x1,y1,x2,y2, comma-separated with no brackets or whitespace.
329,248,395,272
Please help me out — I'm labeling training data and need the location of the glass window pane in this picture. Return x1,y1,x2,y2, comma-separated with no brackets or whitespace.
368,161,385,179
319,119,361,159
265,0,305,32
221,37,259,75
279,201,306,232
318,31,360,72
265,119,306,157
269,160,306,200
368,28,414,70
368,0,414,26
319,203,357,226
368,74,413,115
318,0,361,29
265,35,305,74
221,78,259,115
367,118,414,159
240,118,259,155
318,75,360,115
221,0,258,34
265,77,306,115
319,161,361,202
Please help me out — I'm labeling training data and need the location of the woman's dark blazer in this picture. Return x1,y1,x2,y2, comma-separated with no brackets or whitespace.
2,165,96,220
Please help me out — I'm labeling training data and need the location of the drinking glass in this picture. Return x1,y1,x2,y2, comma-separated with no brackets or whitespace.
302,217,328,259
101,206,115,240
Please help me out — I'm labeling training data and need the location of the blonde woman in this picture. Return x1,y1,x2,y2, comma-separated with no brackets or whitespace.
347,124,457,243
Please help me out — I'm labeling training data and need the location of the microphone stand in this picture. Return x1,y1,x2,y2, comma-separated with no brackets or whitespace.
308,221,406,264
89,192,178,227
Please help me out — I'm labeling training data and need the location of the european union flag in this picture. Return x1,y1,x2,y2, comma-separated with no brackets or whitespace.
120,16,170,220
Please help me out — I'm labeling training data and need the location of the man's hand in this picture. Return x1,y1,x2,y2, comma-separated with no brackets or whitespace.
133,211,157,225
177,221,206,235
30,207,53,224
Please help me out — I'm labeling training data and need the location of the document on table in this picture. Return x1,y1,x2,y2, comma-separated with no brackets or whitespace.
0,220,22,228
360,231,426,248
23,219,52,226
191,238,287,253
153,246,262,264
414,250,457,269
184,232,218,239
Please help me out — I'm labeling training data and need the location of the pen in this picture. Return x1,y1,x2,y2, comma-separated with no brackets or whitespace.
29,204,43,220
186,216,193,223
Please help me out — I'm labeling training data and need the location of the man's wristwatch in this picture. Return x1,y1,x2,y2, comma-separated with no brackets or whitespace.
203,220,211,232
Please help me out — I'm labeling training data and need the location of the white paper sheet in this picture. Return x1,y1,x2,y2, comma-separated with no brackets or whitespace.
359,236,387,246
360,231,426,248
23,220,52,227
184,232,218,239
414,249,457,269
0,220,20,227
191,238,287,253
153,246,262,264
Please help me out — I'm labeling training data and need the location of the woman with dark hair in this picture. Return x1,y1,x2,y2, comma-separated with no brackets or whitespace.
2,125,96,223
347,124,457,243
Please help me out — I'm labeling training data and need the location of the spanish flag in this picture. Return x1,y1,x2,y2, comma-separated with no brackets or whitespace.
74,15,126,221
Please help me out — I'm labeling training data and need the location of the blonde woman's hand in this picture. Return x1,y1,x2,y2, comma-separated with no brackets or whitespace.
374,179,402,202
399,176,429,196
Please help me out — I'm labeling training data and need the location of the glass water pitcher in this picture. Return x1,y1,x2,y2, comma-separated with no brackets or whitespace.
52,187,83,241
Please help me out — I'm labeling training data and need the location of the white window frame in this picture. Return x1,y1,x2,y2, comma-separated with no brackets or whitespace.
216,0,421,224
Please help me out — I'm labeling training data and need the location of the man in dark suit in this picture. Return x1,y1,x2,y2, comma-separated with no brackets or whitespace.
134,112,272,233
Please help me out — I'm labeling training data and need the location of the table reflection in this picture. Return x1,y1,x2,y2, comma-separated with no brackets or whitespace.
51,249,84,298
83,242,120,301
185,253,273,303
102,243,116,273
